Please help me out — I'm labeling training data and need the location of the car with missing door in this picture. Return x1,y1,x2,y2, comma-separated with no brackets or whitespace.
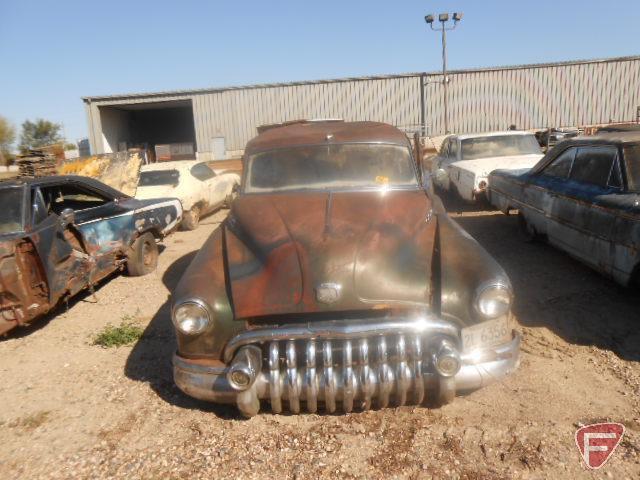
0,175,182,335
488,131,640,287
431,131,543,202
136,160,240,230
170,120,520,416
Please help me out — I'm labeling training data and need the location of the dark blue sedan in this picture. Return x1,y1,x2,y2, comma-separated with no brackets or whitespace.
488,132,640,287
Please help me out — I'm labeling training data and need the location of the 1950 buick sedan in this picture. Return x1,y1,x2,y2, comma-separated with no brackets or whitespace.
171,120,520,416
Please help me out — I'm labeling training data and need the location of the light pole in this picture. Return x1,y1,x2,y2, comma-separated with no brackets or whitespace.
425,12,463,134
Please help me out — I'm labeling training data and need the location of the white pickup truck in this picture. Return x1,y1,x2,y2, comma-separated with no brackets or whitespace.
430,131,543,202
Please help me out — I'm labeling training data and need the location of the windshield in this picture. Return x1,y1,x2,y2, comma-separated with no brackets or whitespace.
245,144,418,193
0,187,25,234
623,144,640,192
139,170,180,187
461,135,541,160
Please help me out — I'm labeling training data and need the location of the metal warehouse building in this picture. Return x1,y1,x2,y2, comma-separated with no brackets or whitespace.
83,55,640,160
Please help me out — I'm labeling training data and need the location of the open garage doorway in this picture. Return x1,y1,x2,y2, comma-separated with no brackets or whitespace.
98,99,196,160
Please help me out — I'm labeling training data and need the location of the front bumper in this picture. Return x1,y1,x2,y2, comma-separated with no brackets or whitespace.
173,319,520,417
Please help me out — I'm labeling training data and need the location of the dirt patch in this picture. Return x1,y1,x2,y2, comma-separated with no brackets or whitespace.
1,205,639,479
8,410,51,431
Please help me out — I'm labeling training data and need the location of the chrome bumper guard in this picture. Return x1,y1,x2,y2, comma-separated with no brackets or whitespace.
174,317,520,417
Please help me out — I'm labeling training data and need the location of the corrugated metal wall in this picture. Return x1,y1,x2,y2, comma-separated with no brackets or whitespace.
190,76,423,154
431,57,640,135
85,56,640,157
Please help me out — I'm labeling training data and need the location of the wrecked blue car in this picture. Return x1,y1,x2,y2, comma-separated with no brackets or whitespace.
488,131,640,287
0,175,182,334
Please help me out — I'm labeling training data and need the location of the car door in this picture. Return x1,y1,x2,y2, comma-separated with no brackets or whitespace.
523,145,578,237
190,162,220,213
610,143,640,284
537,145,620,271
27,185,94,302
39,181,131,278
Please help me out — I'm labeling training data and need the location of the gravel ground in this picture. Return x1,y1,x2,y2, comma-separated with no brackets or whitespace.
1,203,639,479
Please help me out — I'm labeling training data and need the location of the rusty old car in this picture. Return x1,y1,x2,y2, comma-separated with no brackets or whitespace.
488,131,640,288
0,175,182,335
171,120,520,416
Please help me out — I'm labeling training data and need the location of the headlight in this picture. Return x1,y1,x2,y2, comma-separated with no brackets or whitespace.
475,283,511,318
173,300,211,335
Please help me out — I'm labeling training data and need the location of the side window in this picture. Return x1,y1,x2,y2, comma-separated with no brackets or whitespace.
623,144,640,192
570,146,618,188
190,162,216,181
542,147,576,178
449,139,459,159
608,157,622,189
31,187,49,226
41,184,111,214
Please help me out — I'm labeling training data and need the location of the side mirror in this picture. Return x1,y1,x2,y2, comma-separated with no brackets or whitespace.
60,208,75,228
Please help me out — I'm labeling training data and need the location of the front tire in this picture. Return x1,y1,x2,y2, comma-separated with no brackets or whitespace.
181,206,200,231
126,232,158,276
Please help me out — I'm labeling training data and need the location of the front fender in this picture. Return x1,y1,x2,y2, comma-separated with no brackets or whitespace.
436,214,511,327
172,225,244,360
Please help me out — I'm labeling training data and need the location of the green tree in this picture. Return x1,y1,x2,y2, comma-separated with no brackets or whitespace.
19,118,63,152
0,115,16,166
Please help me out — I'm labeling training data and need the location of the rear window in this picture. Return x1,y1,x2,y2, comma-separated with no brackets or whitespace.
139,170,180,187
190,163,216,181
623,144,640,192
461,134,541,160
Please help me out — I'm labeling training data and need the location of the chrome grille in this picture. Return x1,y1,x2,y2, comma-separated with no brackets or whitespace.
261,333,445,414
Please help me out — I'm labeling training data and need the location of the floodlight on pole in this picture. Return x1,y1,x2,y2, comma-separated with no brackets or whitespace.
425,12,462,134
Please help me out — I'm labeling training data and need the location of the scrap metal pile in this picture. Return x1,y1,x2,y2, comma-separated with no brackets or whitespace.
16,149,58,177
58,149,146,196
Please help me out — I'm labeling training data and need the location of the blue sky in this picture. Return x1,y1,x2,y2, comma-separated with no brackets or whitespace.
1,0,638,145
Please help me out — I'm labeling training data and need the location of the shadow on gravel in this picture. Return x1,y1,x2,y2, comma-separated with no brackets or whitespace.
124,250,237,419
454,211,640,362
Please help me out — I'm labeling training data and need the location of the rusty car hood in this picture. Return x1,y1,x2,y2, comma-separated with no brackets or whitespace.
225,190,436,319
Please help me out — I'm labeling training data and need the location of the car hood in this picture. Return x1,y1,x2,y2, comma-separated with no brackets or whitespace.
452,154,543,177
225,190,436,319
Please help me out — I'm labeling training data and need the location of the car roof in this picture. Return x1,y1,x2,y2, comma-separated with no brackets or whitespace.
244,120,411,155
554,131,640,147
141,160,201,171
0,175,126,197
454,130,536,140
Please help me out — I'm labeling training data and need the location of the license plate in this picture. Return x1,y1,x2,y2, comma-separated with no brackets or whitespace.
461,317,510,351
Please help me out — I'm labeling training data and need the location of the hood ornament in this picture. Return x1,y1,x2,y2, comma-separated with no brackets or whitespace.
315,283,342,304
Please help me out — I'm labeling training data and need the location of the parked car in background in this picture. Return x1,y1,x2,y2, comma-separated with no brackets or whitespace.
0,176,182,335
488,132,640,287
430,131,543,202
171,120,520,417
135,160,240,230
